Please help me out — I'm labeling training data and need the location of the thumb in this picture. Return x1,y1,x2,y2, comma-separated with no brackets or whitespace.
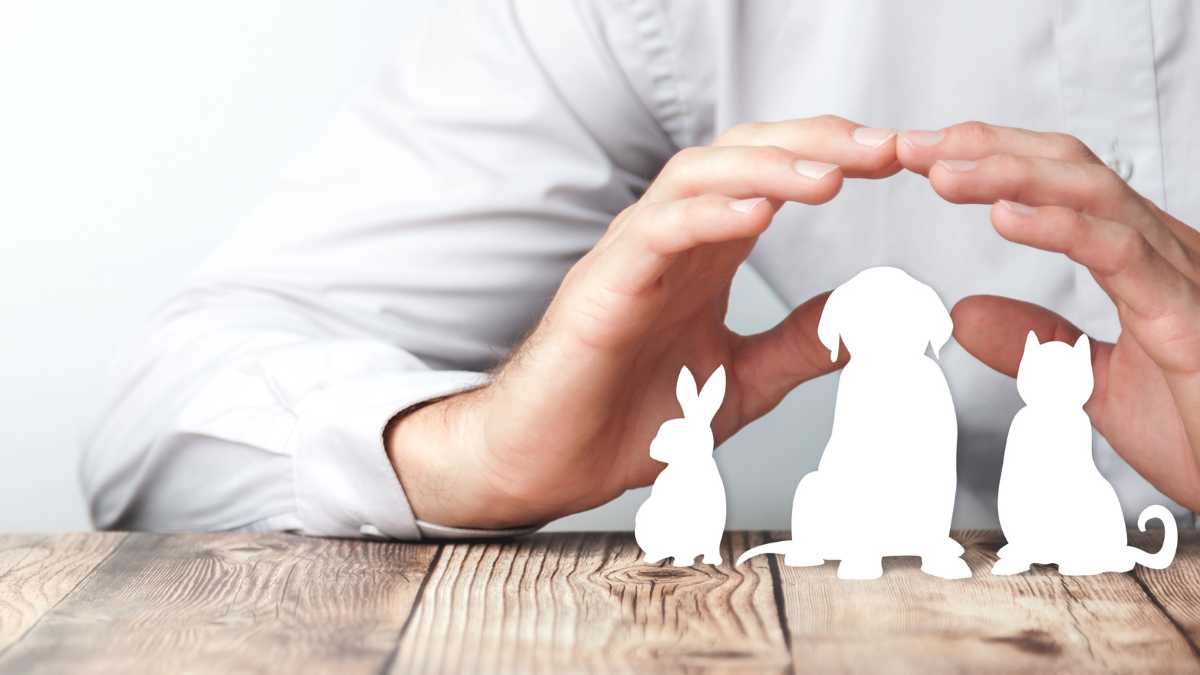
732,290,848,421
951,294,1113,406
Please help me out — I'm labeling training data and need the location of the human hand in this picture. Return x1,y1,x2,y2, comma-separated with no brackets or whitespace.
388,116,901,528
899,122,1200,510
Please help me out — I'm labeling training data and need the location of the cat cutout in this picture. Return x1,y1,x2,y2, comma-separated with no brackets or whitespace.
993,332,1178,576
737,266,969,580
635,365,728,567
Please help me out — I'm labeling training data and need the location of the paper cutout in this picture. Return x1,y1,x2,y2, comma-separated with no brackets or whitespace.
635,365,728,567
737,267,969,580
993,332,1178,576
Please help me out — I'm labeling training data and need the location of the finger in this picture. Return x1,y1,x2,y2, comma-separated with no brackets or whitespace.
990,200,1198,322
951,294,1113,407
715,115,901,179
731,291,848,421
898,121,1100,175
927,152,1154,229
557,194,776,349
641,144,845,204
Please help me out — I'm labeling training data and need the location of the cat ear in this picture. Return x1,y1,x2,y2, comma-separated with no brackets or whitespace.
1073,333,1091,357
817,287,845,361
676,366,699,418
1024,330,1040,356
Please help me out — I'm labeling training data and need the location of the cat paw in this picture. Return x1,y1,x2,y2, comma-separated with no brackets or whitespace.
672,554,697,567
838,558,883,580
990,558,1031,576
922,556,971,580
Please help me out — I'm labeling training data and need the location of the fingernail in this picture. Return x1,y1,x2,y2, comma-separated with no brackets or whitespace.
902,129,945,147
937,159,977,172
998,199,1035,216
793,159,839,180
730,197,766,213
852,127,896,147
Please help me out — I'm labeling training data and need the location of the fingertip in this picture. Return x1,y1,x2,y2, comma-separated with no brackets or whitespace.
794,165,845,205
926,163,968,203
848,127,901,177
896,129,946,174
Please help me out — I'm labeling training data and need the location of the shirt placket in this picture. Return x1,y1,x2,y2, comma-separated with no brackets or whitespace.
1054,0,1166,332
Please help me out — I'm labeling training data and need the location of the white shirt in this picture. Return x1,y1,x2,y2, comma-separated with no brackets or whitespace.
81,0,1200,538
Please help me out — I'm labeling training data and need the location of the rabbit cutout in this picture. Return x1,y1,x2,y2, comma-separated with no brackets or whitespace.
993,332,1178,576
634,365,728,567
737,266,969,580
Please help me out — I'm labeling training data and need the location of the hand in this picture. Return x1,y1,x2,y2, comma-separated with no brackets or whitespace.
388,116,901,528
898,122,1200,510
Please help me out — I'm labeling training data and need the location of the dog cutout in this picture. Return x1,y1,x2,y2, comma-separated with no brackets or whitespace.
992,332,1177,576
635,365,728,567
737,266,969,580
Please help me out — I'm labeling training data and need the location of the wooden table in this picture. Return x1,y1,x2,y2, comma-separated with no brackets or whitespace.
0,530,1196,674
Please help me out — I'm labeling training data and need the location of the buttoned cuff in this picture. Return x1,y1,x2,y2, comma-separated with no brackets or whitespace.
289,369,490,539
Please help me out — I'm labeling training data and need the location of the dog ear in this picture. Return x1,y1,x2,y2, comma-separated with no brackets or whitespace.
920,284,954,359
676,366,699,418
694,365,726,427
817,286,845,362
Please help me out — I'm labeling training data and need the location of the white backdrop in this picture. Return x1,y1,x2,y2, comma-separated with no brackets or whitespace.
0,1,836,533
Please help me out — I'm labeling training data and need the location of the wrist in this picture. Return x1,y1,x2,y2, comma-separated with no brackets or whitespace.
385,387,544,529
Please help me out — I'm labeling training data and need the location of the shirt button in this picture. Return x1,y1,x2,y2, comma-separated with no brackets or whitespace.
1101,139,1134,182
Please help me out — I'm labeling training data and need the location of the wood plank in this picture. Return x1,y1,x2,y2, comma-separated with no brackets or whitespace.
390,531,791,674
0,533,126,652
0,532,439,675
759,529,1199,674
1133,527,1200,658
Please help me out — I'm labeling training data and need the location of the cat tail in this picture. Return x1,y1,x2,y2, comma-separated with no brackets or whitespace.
735,540,793,566
1127,505,1178,570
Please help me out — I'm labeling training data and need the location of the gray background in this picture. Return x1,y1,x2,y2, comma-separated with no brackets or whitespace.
0,1,835,533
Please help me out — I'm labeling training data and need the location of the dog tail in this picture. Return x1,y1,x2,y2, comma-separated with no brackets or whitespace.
736,540,793,566
1127,505,1178,570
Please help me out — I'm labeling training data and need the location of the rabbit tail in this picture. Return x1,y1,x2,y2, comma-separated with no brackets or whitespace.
736,540,793,566
1127,505,1178,570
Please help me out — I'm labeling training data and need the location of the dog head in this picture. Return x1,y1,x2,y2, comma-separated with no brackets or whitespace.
816,266,953,361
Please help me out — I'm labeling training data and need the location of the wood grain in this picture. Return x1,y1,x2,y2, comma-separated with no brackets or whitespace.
0,532,440,675
1134,527,1200,659
0,530,1197,674
390,531,791,674
759,530,1200,674
0,533,126,652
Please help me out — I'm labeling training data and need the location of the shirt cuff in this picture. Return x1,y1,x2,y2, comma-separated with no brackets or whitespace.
289,369,488,539
415,519,542,540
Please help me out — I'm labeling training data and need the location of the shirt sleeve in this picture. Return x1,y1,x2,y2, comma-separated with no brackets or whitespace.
79,0,682,538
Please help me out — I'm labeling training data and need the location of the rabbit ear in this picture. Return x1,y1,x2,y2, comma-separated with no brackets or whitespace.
693,365,726,426
676,366,699,417
919,283,953,359
817,287,844,362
